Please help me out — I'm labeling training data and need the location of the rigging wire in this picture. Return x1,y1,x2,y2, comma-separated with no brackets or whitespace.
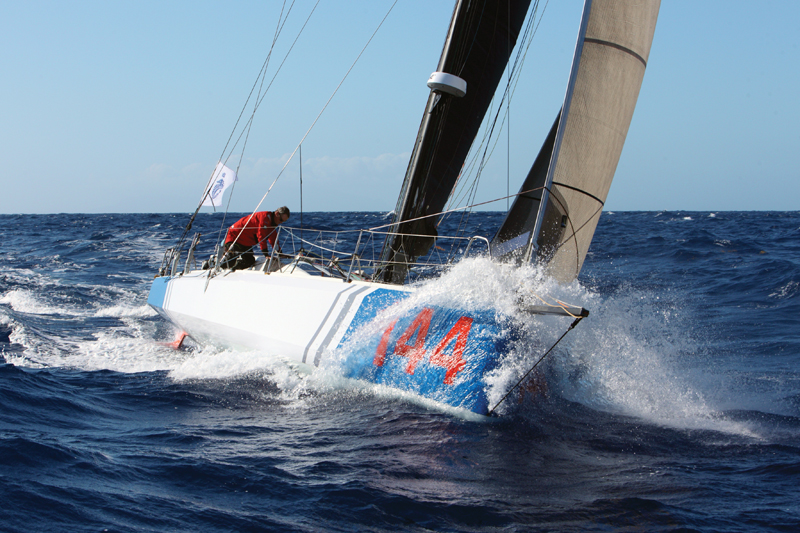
215,0,297,246
233,1,293,173
507,1,511,212
211,0,323,253
454,1,489,79
218,0,295,173
368,186,546,232
220,0,321,174
299,143,303,241
225,0,399,251
487,313,584,416
442,0,545,232
243,1,398,215
437,0,543,254
175,0,304,253
452,0,549,208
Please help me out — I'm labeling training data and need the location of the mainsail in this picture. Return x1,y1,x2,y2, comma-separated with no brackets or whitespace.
378,0,532,284
492,0,661,282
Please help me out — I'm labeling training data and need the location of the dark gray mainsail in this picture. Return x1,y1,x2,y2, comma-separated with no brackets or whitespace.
377,0,532,284
492,0,661,282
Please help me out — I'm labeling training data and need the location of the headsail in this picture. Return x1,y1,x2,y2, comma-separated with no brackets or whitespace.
378,0,532,284
492,0,660,282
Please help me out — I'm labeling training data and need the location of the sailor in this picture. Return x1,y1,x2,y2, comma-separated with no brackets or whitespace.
221,207,290,270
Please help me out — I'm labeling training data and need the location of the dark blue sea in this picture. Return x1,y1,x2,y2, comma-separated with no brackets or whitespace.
1,211,799,532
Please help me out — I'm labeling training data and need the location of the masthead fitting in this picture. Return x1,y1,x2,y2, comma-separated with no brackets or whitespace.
427,72,467,97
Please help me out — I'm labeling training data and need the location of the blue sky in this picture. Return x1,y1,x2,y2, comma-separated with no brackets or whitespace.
1,1,798,214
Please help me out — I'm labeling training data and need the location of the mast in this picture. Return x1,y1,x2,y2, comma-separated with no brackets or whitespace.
378,0,532,284
492,0,660,282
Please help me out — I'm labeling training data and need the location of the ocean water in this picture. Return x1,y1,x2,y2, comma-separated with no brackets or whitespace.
1,211,799,532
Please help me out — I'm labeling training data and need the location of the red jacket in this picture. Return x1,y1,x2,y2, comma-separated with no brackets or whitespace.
225,211,279,252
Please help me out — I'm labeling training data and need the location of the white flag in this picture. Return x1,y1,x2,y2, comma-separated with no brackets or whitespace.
202,162,238,207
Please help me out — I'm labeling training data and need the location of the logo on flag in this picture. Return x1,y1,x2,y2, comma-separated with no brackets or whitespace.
202,163,238,207
211,178,225,198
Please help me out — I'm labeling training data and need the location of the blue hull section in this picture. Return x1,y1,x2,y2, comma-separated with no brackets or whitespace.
148,277,169,308
337,289,508,415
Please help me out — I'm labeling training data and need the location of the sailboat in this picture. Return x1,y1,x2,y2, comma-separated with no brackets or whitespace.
148,0,660,415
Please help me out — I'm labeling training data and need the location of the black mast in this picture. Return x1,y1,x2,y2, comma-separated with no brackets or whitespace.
378,0,532,284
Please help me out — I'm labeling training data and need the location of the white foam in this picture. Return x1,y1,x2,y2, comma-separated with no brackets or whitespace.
0,264,153,320
168,347,297,381
769,280,799,299
548,289,762,438
93,304,155,318
0,289,66,315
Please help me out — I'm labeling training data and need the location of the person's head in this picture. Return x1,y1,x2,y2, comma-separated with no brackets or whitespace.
274,206,290,224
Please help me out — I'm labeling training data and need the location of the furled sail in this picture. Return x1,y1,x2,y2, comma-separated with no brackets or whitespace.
492,0,660,282
378,0,532,284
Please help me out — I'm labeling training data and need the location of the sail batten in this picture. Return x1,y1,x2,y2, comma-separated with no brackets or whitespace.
583,37,648,67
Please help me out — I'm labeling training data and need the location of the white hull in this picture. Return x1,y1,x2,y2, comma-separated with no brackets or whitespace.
148,267,412,367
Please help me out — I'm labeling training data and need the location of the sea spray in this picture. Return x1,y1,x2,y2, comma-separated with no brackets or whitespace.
324,257,589,415
551,285,762,437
